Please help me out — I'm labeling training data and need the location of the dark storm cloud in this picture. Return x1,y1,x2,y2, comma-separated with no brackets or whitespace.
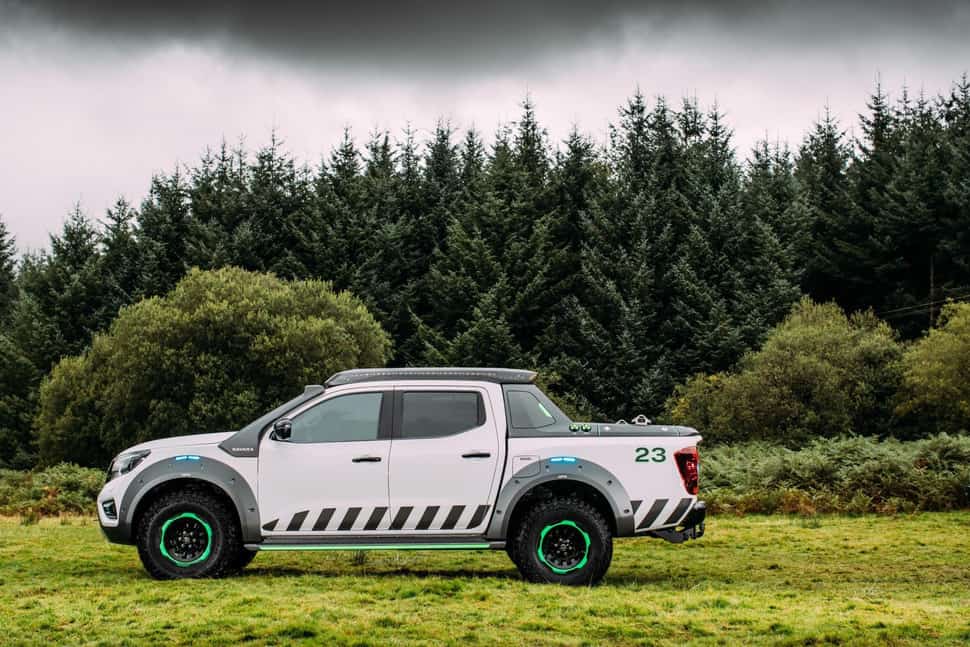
4,1,967,70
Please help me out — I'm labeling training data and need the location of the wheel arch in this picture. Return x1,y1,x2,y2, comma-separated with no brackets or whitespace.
485,457,636,540
118,458,261,544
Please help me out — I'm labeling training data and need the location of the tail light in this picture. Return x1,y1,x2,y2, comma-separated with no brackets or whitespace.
674,446,699,495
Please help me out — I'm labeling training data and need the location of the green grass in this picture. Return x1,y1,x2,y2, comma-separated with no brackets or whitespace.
1,514,969,646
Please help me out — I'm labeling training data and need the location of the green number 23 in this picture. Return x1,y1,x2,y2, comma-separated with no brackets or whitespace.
635,447,666,463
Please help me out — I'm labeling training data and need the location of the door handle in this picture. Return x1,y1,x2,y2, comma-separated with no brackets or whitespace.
352,456,382,463
462,451,491,459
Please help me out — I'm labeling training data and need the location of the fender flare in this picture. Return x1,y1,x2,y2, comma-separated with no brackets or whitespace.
485,457,637,540
117,456,261,544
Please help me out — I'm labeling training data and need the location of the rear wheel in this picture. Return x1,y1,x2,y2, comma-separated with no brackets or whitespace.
510,496,612,585
136,487,241,580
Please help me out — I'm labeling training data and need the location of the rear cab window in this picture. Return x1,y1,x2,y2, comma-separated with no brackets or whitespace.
399,391,486,439
507,390,556,429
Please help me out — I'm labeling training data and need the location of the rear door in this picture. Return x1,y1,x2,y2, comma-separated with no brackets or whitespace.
387,385,501,534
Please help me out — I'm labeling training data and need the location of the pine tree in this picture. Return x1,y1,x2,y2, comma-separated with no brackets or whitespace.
0,332,39,468
459,128,487,199
423,216,503,342
430,281,527,367
98,198,144,322
743,140,806,276
16,206,109,370
794,108,856,304
138,169,194,295
317,129,368,291
0,215,17,320
940,76,970,295
875,91,952,334
522,128,607,351
245,135,321,279
187,141,253,269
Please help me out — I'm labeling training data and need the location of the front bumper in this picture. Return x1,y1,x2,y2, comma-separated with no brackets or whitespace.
648,500,706,544
97,477,135,545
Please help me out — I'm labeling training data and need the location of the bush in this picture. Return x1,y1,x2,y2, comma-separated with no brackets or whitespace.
36,268,391,466
896,302,970,434
0,463,104,516
702,434,970,514
665,298,904,445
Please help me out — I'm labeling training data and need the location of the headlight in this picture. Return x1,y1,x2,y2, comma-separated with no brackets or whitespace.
106,450,151,482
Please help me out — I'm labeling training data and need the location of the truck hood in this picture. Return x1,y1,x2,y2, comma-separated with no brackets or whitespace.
126,432,235,453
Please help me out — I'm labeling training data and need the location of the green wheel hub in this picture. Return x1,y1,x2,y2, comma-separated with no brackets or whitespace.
159,512,212,567
537,520,590,574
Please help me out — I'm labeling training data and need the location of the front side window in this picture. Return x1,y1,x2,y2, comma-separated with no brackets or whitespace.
400,391,484,439
507,390,556,429
287,393,383,443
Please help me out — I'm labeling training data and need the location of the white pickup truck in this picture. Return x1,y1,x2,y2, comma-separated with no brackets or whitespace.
98,368,705,585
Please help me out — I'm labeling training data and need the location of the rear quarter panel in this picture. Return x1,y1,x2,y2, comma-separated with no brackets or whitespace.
502,434,701,535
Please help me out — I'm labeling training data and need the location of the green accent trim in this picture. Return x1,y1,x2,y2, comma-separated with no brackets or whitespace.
537,402,553,419
159,512,212,567
537,520,591,574
257,543,491,551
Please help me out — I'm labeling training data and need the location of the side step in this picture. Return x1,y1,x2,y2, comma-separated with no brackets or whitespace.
246,535,505,552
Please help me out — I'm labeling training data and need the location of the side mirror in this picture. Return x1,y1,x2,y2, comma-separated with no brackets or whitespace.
273,419,293,441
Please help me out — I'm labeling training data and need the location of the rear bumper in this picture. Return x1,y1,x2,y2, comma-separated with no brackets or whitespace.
648,500,706,544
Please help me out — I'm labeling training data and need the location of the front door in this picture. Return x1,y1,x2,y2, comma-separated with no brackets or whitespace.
387,387,501,534
258,390,391,536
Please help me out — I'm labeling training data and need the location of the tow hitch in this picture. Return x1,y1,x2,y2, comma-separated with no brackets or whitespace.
649,501,706,544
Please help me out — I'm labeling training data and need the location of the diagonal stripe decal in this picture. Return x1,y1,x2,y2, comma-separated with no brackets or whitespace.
637,499,669,530
390,507,413,530
664,498,693,526
416,506,439,530
287,510,309,532
262,519,278,532
441,505,466,530
631,500,642,514
364,507,387,531
339,507,362,531
313,508,335,532
467,505,490,529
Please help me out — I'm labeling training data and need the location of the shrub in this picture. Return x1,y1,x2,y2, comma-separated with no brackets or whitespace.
36,267,391,466
665,298,904,445
702,434,970,514
896,302,970,435
0,463,104,516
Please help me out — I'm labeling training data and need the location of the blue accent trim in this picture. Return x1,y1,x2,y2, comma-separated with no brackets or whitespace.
549,456,577,464
174,455,202,461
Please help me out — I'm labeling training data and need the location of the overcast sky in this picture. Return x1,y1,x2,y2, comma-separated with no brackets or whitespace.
2,1,969,251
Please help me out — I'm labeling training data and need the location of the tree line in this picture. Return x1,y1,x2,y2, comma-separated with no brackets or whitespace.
1,77,969,468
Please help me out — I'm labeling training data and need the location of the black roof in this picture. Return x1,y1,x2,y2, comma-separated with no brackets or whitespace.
325,367,537,386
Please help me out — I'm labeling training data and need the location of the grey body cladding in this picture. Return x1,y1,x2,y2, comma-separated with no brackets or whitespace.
485,456,638,539
107,456,261,545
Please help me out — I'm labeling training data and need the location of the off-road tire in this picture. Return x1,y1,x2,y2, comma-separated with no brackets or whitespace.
228,547,257,573
135,487,242,580
510,496,613,585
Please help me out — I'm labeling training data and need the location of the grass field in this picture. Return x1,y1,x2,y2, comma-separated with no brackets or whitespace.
1,514,968,646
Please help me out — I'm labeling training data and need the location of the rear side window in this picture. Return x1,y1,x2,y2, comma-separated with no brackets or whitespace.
507,390,556,429
400,392,484,439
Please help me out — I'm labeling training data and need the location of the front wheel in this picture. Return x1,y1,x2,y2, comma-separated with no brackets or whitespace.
135,487,242,580
510,496,613,585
